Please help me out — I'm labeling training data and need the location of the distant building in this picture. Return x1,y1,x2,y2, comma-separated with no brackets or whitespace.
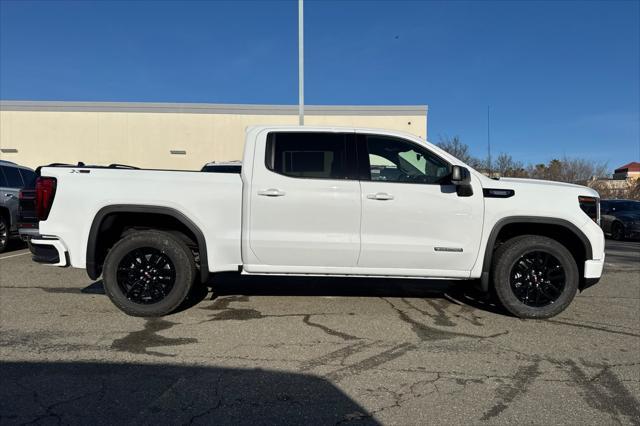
0,101,427,170
582,161,640,199
613,162,640,180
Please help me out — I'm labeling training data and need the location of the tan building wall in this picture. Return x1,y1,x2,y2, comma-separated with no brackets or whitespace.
0,101,427,170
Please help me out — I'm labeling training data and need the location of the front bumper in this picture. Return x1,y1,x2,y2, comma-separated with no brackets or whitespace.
28,237,69,267
581,256,604,290
584,257,605,279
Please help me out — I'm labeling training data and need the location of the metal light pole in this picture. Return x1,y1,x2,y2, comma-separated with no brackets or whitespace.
487,105,492,177
298,0,304,125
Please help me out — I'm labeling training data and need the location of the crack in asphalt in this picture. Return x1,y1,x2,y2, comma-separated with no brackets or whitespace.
563,359,640,425
360,356,640,425
402,297,456,327
182,373,225,425
559,317,640,332
302,315,360,341
480,358,542,420
325,343,417,382
381,298,508,341
17,379,106,425
0,285,85,294
546,319,640,338
299,341,376,372
200,295,364,341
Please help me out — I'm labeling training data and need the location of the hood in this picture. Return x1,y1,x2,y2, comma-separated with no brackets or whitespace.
496,177,586,190
613,211,640,220
478,176,599,197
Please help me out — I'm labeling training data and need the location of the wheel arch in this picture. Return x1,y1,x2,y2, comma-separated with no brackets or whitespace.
480,216,592,292
86,205,209,283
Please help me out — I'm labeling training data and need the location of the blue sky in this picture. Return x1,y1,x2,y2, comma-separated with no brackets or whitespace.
1,0,638,170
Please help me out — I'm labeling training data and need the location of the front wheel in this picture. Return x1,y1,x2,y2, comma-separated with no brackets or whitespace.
102,230,196,317
491,235,579,319
611,222,625,241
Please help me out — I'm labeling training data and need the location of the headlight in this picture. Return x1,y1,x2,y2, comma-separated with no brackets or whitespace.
579,196,600,225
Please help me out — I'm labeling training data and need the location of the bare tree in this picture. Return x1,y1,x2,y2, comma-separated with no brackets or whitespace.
436,135,486,169
560,157,608,182
589,180,621,199
525,157,608,183
628,179,640,200
495,153,526,177
435,136,611,184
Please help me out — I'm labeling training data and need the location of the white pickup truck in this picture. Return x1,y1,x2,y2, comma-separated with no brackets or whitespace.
28,126,604,318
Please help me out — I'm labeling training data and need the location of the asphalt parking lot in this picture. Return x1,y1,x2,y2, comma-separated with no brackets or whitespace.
1,240,638,425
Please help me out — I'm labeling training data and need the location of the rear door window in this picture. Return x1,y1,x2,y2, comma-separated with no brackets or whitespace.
265,132,355,180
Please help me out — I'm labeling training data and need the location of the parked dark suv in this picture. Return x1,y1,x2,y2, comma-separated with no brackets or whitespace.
600,199,640,241
0,160,36,252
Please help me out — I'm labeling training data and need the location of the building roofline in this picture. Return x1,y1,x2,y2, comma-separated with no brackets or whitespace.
614,161,640,173
0,100,428,116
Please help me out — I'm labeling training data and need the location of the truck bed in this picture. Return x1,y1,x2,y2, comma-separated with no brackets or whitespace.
38,165,243,273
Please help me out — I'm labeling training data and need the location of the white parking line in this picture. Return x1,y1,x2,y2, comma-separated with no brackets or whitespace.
0,250,30,260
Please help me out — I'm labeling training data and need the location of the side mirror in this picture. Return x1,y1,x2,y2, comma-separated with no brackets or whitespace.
451,165,470,184
451,165,473,197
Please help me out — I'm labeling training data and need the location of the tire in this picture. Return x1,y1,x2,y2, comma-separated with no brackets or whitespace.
611,222,625,241
0,215,7,253
491,235,579,319
102,230,196,317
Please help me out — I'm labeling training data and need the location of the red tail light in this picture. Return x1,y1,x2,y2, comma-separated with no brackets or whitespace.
35,177,57,220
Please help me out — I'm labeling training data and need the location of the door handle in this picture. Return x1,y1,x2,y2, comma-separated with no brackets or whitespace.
257,188,286,197
367,192,394,201
4,193,16,198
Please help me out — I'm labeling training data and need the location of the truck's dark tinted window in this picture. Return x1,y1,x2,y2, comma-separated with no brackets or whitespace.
266,132,349,179
0,166,23,188
201,165,242,174
19,169,36,187
366,136,450,184
0,167,7,187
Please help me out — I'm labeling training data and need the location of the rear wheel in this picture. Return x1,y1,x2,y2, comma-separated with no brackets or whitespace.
0,215,7,253
102,230,196,317
491,235,579,319
611,222,625,241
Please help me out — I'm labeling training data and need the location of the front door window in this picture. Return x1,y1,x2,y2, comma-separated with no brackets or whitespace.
366,135,450,184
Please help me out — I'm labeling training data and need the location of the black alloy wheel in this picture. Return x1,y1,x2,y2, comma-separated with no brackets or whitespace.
491,234,579,319
509,250,566,307
116,247,176,305
102,230,196,317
